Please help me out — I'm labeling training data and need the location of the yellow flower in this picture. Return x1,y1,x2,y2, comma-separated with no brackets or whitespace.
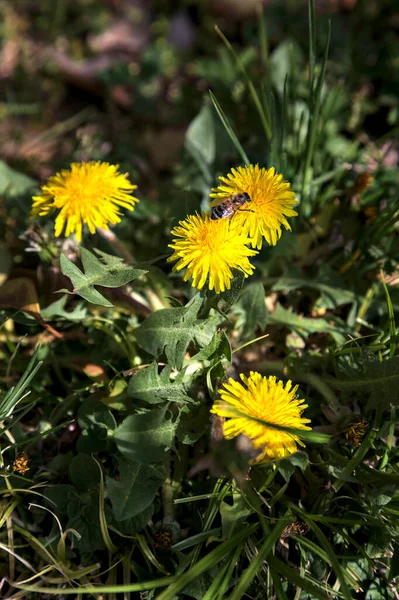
31,162,139,242
211,372,311,464
210,164,297,248
167,211,257,293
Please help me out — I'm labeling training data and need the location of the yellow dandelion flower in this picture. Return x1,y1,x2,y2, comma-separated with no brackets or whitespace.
210,164,297,248
31,162,139,242
211,372,311,464
167,211,257,293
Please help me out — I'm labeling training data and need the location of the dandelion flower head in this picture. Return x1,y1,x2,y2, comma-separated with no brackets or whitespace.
211,371,311,464
31,162,139,242
168,211,257,293
210,164,297,248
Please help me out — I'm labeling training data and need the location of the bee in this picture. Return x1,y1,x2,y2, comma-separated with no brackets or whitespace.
210,192,251,220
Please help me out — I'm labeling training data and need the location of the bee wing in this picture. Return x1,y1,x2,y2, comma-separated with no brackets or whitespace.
209,197,228,208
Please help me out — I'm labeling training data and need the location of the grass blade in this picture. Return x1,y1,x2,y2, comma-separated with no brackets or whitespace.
229,516,290,600
308,0,317,91
380,270,397,357
209,91,250,165
215,26,272,141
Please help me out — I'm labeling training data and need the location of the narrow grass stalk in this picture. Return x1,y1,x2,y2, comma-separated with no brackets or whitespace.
156,525,258,600
380,270,397,357
209,91,250,165
301,21,331,210
308,0,317,90
215,26,272,141
229,516,290,600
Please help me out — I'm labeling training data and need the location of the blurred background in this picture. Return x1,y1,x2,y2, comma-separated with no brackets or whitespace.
0,0,398,268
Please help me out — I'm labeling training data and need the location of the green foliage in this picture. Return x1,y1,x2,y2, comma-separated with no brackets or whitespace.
0,160,37,197
114,408,176,463
2,0,399,598
60,247,147,307
128,362,193,404
134,294,205,369
106,456,164,520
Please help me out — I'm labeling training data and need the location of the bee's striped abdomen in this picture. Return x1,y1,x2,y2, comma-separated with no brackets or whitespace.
211,202,235,220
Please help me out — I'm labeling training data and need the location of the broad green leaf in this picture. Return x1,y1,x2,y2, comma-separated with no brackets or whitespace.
176,404,209,445
114,408,176,463
325,356,399,410
272,267,357,310
69,454,101,492
66,492,106,552
235,281,267,339
0,160,37,197
202,270,246,316
60,247,147,307
41,295,87,321
220,493,251,538
185,103,215,181
78,397,117,431
134,294,204,369
106,457,164,521
128,362,192,404
115,504,154,535
45,485,75,515
194,330,232,362
268,303,349,345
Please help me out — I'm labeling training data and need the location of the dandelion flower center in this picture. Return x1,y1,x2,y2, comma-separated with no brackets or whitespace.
168,211,257,294
30,162,139,242
211,371,311,464
210,164,297,248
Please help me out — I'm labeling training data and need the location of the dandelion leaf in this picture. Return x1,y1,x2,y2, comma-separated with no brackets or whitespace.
272,265,356,310
128,362,193,404
41,295,87,321
106,456,164,521
134,294,203,369
59,247,147,307
0,160,37,197
235,281,267,339
114,407,176,463
194,330,232,362
185,103,215,182
326,356,399,410
268,303,349,345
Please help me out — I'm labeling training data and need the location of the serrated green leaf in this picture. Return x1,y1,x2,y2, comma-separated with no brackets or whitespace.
272,267,357,310
41,295,87,321
114,408,176,463
128,362,193,404
268,303,349,344
60,248,147,307
235,281,267,339
220,493,251,538
0,160,37,197
134,294,204,369
325,356,399,410
194,330,232,362
106,456,164,521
